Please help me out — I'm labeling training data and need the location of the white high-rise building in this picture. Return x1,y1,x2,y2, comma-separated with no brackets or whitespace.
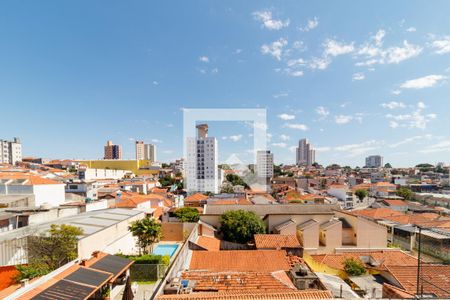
135,141,157,161
0,137,22,165
365,155,383,168
296,139,315,166
256,150,273,190
186,124,219,194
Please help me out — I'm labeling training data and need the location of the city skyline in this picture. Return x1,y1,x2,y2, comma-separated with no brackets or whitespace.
1,1,450,166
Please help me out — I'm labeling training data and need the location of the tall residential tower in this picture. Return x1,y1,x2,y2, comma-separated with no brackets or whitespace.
186,124,219,194
296,139,315,167
104,140,122,160
135,141,157,161
0,137,22,165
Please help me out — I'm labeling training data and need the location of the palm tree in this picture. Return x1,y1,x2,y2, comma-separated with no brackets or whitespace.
128,218,162,255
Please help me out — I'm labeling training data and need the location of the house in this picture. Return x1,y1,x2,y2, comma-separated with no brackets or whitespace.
0,173,65,207
254,234,301,251
381,199,408,212
327,184,354,209
184,193,209,207
1,252,134,300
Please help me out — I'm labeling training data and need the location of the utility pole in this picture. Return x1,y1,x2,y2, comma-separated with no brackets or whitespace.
416,226,422,298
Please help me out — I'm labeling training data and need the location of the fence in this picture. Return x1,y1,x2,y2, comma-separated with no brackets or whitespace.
130,264,167,282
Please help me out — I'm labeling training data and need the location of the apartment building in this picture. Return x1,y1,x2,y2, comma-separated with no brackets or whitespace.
186,124,219,194
104,140,122,160
365,155,383,168
296,139,315,167
135,140,157,161
0,138,22,165
256,150,273,189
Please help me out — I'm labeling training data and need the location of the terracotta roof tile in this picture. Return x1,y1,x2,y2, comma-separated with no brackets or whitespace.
254,234,300,250
196,236,221,251
190,250,291,272
157,290,333,300
351,208,404,220
386,265,450,298
186,193,209,202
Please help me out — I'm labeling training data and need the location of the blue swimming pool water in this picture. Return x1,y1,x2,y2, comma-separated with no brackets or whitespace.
153,244,178,257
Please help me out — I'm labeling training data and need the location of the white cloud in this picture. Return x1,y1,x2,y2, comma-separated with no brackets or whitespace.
308,56,331,70
373,29,386,47
316,146,331,152
261,38,288,61
273,92,289,98
285,69,304,77
272,142,287,148
430,36,450,54
211,68,219,74
419,140,450,153
284,123,309,131
300,17,319,32
199,56,209,63
162,150,174,154
152,81,159,85
389,134,434,148
381,101,406,109
323,39,355,57
392,90,402,95
252,10,289,30
385,102,436,129
315,106,330,118
277,113,295,120
340,102,351,108
289,146,297,153
406,27,416,32
151,139,163,143
335,115,353,124
280,134,290,141
385,41,423,64
334,140,381,157
235,49,243,54
352,72,365,81
229,134,243,142
400,74,446,89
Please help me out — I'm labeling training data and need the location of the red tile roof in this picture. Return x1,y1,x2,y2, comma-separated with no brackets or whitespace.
310,250,417,271
351,208,404,220
0,266,19,290
383,199,408,206
157,290,333,300
181,270,296,292
386,265,450,298
196,236,221,251
186,193,209,202
254,234,300,250
189,250,291,272
0,173,62,185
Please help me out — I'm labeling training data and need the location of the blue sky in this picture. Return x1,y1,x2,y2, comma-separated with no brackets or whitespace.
1,1,450,167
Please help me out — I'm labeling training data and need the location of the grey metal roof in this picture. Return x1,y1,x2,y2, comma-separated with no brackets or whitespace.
297,219,318,230
203,204,340,216
274,219,296,231
315,272,360,299
320,219,341,230
0,208,143,242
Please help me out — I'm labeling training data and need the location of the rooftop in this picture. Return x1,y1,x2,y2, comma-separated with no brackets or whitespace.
157,290,333,300
254,234,301,249
189,250,291,272
203,204,340,216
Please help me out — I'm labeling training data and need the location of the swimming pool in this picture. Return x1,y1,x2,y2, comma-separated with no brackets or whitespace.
153,244,179,257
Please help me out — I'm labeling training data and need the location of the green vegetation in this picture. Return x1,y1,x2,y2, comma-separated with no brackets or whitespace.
219,210,266,244
225,173,249,188
354,189,368,201
343,258,366,276
384,163,392,168
128,218,162,255
118,254,170,265
396,187,413,200
173,207,200,222
17,224,83,281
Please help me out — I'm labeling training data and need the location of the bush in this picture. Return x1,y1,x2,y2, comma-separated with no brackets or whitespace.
343,258,366,276
219,210,266,244
15,265,50,282
117,254,164,264
173,207,200,223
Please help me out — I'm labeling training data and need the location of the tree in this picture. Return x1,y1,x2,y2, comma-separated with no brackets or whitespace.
173,207,200,223
384,163,392,169
19,224,83,280
128,218,162,255
343,258,366,276
396,187,413,200
354,189,368,201
219,210,266,244
225,174,249,188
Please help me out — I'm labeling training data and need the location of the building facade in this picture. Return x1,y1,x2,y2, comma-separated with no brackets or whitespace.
256,150,274,189
0,138,22,165
186,124,219,194
296,139,315,166
135,141,157,161
365,155,383,168
104,140,122,160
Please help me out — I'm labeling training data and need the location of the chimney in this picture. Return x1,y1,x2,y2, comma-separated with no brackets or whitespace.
92,251,100,258
80,259,88,266
20,279,29,287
